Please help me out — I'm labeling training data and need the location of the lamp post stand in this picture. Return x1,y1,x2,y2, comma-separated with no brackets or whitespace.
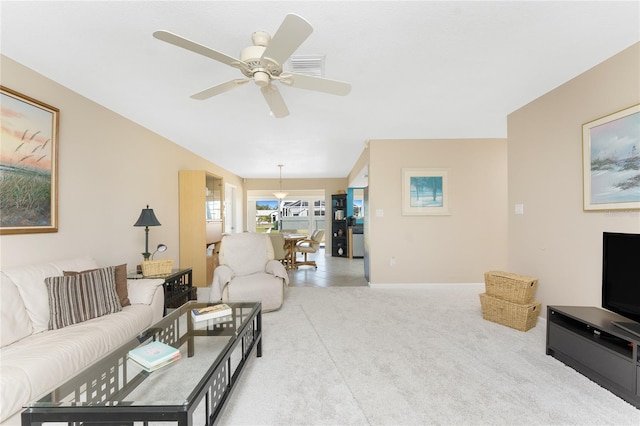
142,226,151,260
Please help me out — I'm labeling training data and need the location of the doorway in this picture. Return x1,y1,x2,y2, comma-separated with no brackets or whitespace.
247,189,325,239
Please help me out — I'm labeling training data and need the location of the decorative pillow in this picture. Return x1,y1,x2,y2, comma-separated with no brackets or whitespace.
46,266,122,330
3,262,61,334
0,272,33,347
64,264,130,306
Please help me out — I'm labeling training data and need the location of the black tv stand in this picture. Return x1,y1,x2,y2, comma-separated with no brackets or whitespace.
612,321,640,339
546,306,640,408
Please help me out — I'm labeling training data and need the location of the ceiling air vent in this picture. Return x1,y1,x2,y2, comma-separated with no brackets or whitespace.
289,55,325,77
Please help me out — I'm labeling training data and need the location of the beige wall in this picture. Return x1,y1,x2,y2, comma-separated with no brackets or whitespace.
244,177,347,193
0,55,244,270
507,43,640,313
347,145,369,188
367,138,508,284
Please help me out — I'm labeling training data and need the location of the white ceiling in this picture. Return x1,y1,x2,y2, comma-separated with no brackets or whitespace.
2,1,638,180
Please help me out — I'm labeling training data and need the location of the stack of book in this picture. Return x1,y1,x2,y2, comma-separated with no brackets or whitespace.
128,341,181,372
191,303,232,323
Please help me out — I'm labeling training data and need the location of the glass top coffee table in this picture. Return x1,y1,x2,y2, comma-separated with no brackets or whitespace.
21,301,262,426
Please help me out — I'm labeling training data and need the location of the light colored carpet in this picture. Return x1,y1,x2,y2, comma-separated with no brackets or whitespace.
217,285,640,425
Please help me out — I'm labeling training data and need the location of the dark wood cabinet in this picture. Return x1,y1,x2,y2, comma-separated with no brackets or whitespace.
331,194,348,257
546,306,640,408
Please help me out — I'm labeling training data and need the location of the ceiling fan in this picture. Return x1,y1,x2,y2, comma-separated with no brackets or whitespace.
153,14,351,118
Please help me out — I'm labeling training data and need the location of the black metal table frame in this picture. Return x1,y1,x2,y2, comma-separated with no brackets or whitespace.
162,268,195,315
21,301,262,426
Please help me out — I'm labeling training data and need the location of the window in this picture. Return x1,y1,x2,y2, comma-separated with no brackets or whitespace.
353,188,364,219
247,190,325,235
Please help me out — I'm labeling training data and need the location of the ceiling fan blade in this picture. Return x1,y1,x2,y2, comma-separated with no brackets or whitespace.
280,73,352,96
153,30,244,69
261,14,313,67
191,79,250,100
261,85,289,118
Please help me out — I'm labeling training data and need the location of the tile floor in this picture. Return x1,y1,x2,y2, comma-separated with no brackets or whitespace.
287,247,368,287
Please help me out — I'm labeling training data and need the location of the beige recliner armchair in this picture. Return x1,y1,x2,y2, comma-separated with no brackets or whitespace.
209,233,289,312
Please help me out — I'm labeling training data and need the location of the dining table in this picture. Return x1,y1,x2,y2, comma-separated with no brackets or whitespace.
282,233,307,270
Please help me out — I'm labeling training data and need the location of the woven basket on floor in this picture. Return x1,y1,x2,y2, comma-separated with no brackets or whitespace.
479,293,541,332
141,259,173,277
484,271,538,304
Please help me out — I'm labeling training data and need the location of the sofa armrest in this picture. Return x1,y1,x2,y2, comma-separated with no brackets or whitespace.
128,278,165,323
127,278,164,305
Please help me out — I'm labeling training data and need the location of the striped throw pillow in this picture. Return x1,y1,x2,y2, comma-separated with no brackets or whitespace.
64,264,130,307
45,266,122,330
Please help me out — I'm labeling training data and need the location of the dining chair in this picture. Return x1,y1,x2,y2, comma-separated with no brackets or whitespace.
268,232,288,266
293,230,325,269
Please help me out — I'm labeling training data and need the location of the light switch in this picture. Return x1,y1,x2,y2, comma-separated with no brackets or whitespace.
515,204,524,215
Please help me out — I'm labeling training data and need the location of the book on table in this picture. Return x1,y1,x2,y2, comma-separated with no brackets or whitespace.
135,355,181,372
191,303,232,322
128,341,181,371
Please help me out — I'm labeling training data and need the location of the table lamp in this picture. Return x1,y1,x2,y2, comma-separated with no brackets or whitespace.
133,205,161,260
151,244,167,260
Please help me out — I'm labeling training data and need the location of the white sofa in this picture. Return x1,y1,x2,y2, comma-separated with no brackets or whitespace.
0,256,165,425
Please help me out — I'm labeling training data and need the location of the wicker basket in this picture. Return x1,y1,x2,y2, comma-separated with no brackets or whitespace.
484,270,538,304
141,259,173,277
479,293,541,332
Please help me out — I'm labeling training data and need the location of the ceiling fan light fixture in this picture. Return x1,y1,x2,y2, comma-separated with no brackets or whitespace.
253,71,270,87
154,14,350,116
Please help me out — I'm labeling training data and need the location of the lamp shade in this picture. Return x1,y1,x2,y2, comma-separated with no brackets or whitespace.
273,191,288,200
134,205,161,227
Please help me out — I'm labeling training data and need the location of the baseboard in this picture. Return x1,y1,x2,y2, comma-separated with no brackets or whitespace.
369,282,484,289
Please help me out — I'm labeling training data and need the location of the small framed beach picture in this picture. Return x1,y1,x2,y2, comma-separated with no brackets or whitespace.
402,168,450,215
0,86,59,234
582,104,640,211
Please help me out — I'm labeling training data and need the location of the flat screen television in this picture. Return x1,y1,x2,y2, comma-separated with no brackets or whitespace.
602,232,640,337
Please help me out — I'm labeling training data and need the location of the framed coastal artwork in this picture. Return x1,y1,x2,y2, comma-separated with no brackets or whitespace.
402,168,450,215
0,86,59,234
583,104,640,211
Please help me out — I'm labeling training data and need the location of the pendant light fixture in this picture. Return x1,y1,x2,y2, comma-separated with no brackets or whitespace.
273,164,288,200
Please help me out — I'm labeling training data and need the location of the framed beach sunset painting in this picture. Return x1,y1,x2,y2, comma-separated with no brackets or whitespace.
583,104,640,211
0,86,59,234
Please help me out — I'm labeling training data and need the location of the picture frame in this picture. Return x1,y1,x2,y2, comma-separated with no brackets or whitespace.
582,104,640,211
0,86,59,234
402,168,450,215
